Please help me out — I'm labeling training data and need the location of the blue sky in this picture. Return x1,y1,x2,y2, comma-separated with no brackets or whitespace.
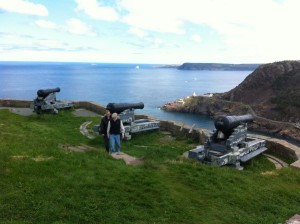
0,0,300,64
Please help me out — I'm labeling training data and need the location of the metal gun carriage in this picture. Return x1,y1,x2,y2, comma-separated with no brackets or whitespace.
32,87,73,114
188,114,268,170
94,102,160,140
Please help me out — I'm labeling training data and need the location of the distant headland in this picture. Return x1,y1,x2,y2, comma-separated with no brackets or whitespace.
177,63,260,71
155,63,260,71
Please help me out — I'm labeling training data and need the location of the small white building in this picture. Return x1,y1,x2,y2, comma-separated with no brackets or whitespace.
202,93,213,97
177,98,185,104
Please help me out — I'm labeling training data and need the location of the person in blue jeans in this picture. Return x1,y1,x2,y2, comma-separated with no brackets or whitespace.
99,109,111,153
107,113,125,154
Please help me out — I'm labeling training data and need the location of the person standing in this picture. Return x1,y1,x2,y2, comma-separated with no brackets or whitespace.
99,109,111,153
107,113,125,154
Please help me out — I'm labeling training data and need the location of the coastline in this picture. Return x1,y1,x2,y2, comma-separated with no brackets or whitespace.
161,95,300,143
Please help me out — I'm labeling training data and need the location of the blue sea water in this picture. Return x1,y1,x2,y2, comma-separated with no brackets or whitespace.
0,62,252,130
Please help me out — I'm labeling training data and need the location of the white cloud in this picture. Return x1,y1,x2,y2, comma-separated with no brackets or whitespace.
36,39,67,50
118,0,300,62
121,0,185,34
128,27,148,38
35,19,98,37
190,34,201,43
0,0,48,16
65,18,97,36
75,0,119,21
35,20,57,29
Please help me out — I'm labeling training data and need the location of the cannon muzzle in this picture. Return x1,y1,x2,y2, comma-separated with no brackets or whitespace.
106,102,144,114
37,87,60,98
214,114,254,132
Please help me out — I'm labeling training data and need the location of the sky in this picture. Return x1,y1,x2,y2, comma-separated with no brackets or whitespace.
0,0,300,64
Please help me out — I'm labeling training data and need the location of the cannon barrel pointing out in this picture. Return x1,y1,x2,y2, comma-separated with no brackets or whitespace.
32,87,73,114
188,113,267,170
93,102,159,140
106,102,144,114
37,87,60,98
214,114,254,132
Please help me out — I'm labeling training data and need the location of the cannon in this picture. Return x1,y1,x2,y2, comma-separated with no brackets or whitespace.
37,87,60,98
31,87,73,114
93,102,160,140
188,114,267,170
106,102,144,114
214,114,254,133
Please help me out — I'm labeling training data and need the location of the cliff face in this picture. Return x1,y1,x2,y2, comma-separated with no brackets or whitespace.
162,60,300,142
221,60,300,122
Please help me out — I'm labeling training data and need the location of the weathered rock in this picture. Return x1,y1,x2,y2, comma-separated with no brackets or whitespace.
162,61,300,142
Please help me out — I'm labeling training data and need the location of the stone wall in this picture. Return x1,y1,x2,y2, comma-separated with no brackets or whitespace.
266,141,298,162
72,101,106,115
0,99,32,107
1,99,299,164
136,115,208,143
158,120,208,143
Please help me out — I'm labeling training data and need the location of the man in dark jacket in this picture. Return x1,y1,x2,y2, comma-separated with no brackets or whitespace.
99,109,111,153
107,113,125,154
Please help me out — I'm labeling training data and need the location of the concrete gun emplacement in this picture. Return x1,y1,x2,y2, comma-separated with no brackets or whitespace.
32,87,73,114
94,102,160,140
188,114,268,170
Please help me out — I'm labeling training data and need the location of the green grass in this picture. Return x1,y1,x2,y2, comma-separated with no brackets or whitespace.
1,109,300,224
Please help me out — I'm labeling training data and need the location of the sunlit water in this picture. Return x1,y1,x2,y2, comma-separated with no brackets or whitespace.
0,62,252,131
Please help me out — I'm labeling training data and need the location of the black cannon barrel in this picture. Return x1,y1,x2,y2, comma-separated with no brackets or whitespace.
37,87,60,98
106,102,144,114
214,114,254,131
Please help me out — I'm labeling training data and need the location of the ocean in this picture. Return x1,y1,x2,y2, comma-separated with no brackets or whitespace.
0,61,253,130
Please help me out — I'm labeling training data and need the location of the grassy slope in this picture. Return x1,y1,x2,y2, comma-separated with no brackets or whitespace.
0,109,300,224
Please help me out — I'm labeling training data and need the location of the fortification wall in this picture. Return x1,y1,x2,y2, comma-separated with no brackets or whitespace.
1,98,299,167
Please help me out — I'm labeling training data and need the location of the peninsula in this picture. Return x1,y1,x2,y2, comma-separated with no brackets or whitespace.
154,63,260,70
177,63,260,71
162,60,300,142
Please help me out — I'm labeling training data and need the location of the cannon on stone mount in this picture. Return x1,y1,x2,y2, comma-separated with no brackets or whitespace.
32,87,73,114
188,114,268,170
94,102,160,140
106,102,144,114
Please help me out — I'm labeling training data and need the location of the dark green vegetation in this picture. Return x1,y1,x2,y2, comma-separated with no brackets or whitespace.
271,69,300,112
1,109,300,224
177,63,260,71
221,60,300,122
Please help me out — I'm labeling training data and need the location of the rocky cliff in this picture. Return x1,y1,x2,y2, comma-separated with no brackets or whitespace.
162,60,300,142
221,60,300,122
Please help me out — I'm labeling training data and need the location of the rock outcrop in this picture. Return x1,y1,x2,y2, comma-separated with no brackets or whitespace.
221,60,300,122
162,60,300,142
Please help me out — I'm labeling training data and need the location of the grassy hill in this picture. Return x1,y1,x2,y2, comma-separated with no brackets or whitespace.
1,109,300,223
221,60,300,122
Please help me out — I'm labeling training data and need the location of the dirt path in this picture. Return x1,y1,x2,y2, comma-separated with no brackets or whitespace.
111,152,144,166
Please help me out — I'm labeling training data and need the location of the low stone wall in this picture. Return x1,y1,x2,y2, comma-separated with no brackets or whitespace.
72,101,106,115
158,120,208,143
1,99,300,166
266,141,298,162
0,99,32,107
249,134,300,163
136,115,208,143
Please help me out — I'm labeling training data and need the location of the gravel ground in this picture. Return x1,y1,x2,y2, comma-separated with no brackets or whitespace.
0,107,34,116
0,107,100,118
72,108,100,117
